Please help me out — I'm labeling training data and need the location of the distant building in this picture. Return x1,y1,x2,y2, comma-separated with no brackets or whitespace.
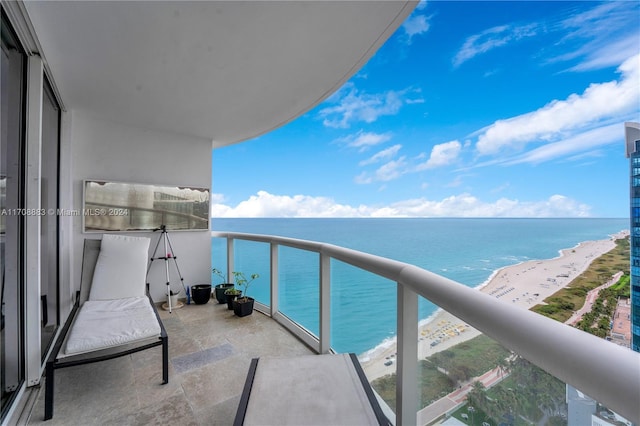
610,297,632,348
567,385,597,426
625,121,640,353
567,385,634,426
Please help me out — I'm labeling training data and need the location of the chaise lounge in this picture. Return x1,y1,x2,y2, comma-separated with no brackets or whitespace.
44,235,168,420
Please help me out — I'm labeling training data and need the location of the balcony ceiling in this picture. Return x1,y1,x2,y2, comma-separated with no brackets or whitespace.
23,1,416,147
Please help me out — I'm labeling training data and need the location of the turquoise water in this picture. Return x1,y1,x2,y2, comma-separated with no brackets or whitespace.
211,218,628,354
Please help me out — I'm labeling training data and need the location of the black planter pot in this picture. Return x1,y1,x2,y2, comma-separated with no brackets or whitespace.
233,297,254,317
225,291,242,310
191,284,212,305
215,283,234,304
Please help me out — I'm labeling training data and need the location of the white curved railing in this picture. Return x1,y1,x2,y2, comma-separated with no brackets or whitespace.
212,231,640,425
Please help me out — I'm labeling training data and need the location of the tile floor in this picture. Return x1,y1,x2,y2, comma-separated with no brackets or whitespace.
28,297,314,425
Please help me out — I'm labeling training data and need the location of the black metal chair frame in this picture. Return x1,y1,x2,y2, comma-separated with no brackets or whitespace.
44,239,168,420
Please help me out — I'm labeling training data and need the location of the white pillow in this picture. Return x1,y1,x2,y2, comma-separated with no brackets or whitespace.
89,234,150,300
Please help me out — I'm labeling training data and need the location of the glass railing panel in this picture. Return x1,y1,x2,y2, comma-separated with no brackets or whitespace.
414,304,569,425
232,240,271,307
330,259,398,414
211,236,227,276
438,357,569,426
415,299,483,421
412,302,632,426
210,237,232,304
278,246,319,337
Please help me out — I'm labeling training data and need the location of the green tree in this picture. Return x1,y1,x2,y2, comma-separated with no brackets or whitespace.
496,357,510,379
466,381,487,412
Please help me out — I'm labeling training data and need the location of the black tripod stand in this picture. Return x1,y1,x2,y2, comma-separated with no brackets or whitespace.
147,225,186,313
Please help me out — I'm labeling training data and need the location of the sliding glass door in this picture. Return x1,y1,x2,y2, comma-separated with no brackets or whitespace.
40,79,60,358
1,9,26,417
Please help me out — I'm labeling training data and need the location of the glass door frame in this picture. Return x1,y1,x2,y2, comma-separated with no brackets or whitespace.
1,7,27,419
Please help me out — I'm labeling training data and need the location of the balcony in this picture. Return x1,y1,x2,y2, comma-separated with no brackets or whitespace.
28,301,314,425
27,232,640,425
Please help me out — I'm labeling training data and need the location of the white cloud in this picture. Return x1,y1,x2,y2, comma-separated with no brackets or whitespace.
210,193,226,204
475,54,639,156
384,194,590,217
354,140,463,185
418,140,462,169
402,13,430,44
406,98,425,105
501,123,622,166
374,157,408,182
453,23,538,68
490,183,510,194
558,1,623,32
211,191,591,218
453,2,639,72
446,176,464,188
354,172,373,185
415,0,428,11
483,69,500,78
360,144,402,166
399,1,430,44
210,190,366,218
337,130,393,152
554,2,639,71
357,156,410,184
566,150,604,163
568,34,640,72
319,83,411,128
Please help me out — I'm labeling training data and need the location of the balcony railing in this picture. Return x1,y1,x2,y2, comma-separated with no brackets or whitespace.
211,231,640,425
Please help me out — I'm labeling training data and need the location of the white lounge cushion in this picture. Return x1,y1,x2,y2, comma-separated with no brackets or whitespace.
64,296,161,355
89,234,150,300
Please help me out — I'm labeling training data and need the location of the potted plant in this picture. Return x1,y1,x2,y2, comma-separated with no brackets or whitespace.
231,271,259,317
190,284,212,304
224,287,242,310
212,268,235,304
163,289,182,310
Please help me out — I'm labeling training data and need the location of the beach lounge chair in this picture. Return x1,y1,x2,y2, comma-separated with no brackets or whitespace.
234,353,391,425
44,235,168,420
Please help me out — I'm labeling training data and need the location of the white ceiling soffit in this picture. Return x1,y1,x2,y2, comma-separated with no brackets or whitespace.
24,1,417,147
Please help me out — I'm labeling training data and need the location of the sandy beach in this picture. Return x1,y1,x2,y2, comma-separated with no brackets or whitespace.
361,231,629,381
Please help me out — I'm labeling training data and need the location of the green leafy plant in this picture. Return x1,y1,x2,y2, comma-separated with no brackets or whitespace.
232,271,260,301
212,268,230,284
224,287,242,296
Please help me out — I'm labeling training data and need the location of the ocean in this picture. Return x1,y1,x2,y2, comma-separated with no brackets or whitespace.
211,218,628,354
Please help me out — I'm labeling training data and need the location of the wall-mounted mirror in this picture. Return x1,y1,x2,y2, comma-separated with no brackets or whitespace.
83,180,209,232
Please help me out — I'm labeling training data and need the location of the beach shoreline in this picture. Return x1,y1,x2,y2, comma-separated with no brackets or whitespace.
360,230,629,381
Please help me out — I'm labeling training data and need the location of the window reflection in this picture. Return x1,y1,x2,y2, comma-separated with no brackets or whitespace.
40,79,60,358
1,9,26,417
83,180,209,232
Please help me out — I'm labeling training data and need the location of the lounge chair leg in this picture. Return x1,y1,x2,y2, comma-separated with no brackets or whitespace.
44,361,54,420
162,336,169,384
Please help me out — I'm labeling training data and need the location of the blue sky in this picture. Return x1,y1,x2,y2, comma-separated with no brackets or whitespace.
212,1,640,218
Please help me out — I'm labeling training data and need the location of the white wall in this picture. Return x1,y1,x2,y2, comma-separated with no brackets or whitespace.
68,109,212,301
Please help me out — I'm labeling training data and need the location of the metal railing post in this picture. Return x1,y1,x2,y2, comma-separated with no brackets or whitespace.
226,238,234,279
396,283,418,426
319,253,331,354
270,242,279,317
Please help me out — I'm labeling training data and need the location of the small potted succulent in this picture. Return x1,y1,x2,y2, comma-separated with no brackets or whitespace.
224,287,242,310
231,271,260,317
212,268,234,304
